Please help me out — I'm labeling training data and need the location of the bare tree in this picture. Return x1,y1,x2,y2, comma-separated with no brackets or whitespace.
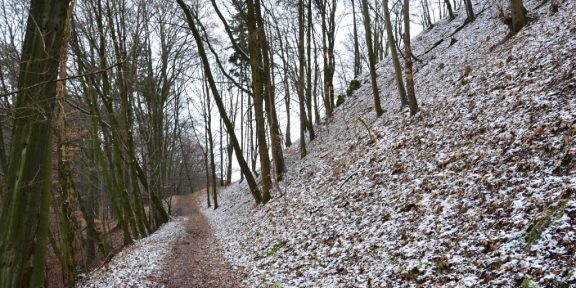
0,0,70,286
383,0,408,108
361,0,384,116
403,0,418,115
177,0,264,204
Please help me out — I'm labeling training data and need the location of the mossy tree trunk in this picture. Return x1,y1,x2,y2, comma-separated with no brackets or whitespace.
54,1,77,285
0,0,70,286
403,0,419,116
316,0,337,117
383,0,409,108
256,4,286,181
361,0,384,116
246,0,273,203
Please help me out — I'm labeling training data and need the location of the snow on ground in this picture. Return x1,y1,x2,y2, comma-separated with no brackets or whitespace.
75,217,187,288
204,0,576,287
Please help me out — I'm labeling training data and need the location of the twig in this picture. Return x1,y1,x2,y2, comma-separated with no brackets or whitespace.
357,117,375,141
0,60,124,98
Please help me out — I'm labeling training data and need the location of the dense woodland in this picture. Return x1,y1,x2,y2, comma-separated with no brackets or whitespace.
0,0,539,286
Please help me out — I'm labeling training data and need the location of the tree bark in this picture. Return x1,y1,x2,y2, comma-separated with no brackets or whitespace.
177,0,263,204
306,0,316,140
403,0,419,115
383,0,409,108
298,0,308,158
256,4,285,181
351,0,361,79
246,0,272,203
361,0,384,116
465,0,475,22
510,0,527,33
0,0,70,286
54,2,77,285
445,0,455,20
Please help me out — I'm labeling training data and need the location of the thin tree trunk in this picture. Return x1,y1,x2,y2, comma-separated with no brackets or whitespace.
256,4,285,181
177,0,263,204
208,119,218,209
298,0,308,158
246,0,272,203
278,29,292,147
465,0,475,22
203,108,211,207
361,0,384,116
445,0,455,20
384,0,409,108
352,0,361,79
306,0,316,139
403,0,419,115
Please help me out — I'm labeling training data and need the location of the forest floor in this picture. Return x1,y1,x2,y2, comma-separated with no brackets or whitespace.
77,0,575,287
76,192,244,288
162,193,246,288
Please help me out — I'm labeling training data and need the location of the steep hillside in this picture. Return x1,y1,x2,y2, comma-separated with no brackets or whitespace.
204,0,576,287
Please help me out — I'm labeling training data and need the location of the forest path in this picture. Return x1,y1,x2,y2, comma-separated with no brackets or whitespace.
162,192,245,287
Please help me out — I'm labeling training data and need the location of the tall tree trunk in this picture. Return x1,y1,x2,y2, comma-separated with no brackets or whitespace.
246,0,272,203
352,0,361,79
361,0,384,116
220,119,225,186
445,0,455,20
0,0,70,286
278,30,292,147
464,0,475,22
298,0,308,158
306,0,316,139
319,0,337,117
313,38,321,123
256,5,285,181
203,110,211,208
177,0,263,204
208,119,218,209
421,0,434,28
403,0,419,115
510,0,527,33
384,0,409,108
55,2,77,285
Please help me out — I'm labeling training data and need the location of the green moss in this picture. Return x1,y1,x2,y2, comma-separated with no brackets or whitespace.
346,79,361,96
264,242,285,258
336,94,345,106
464,65,472,77
521,277,539,288
525,199,568,247
433,255,450,275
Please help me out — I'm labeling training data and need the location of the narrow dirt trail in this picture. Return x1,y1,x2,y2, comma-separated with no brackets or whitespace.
162,193,245,287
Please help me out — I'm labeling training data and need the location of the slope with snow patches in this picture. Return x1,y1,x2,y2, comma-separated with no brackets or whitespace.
203,0,575,287
75,218,187,287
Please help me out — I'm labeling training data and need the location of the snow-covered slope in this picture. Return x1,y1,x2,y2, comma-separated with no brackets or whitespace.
204,0,575,287
76,218,187,288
